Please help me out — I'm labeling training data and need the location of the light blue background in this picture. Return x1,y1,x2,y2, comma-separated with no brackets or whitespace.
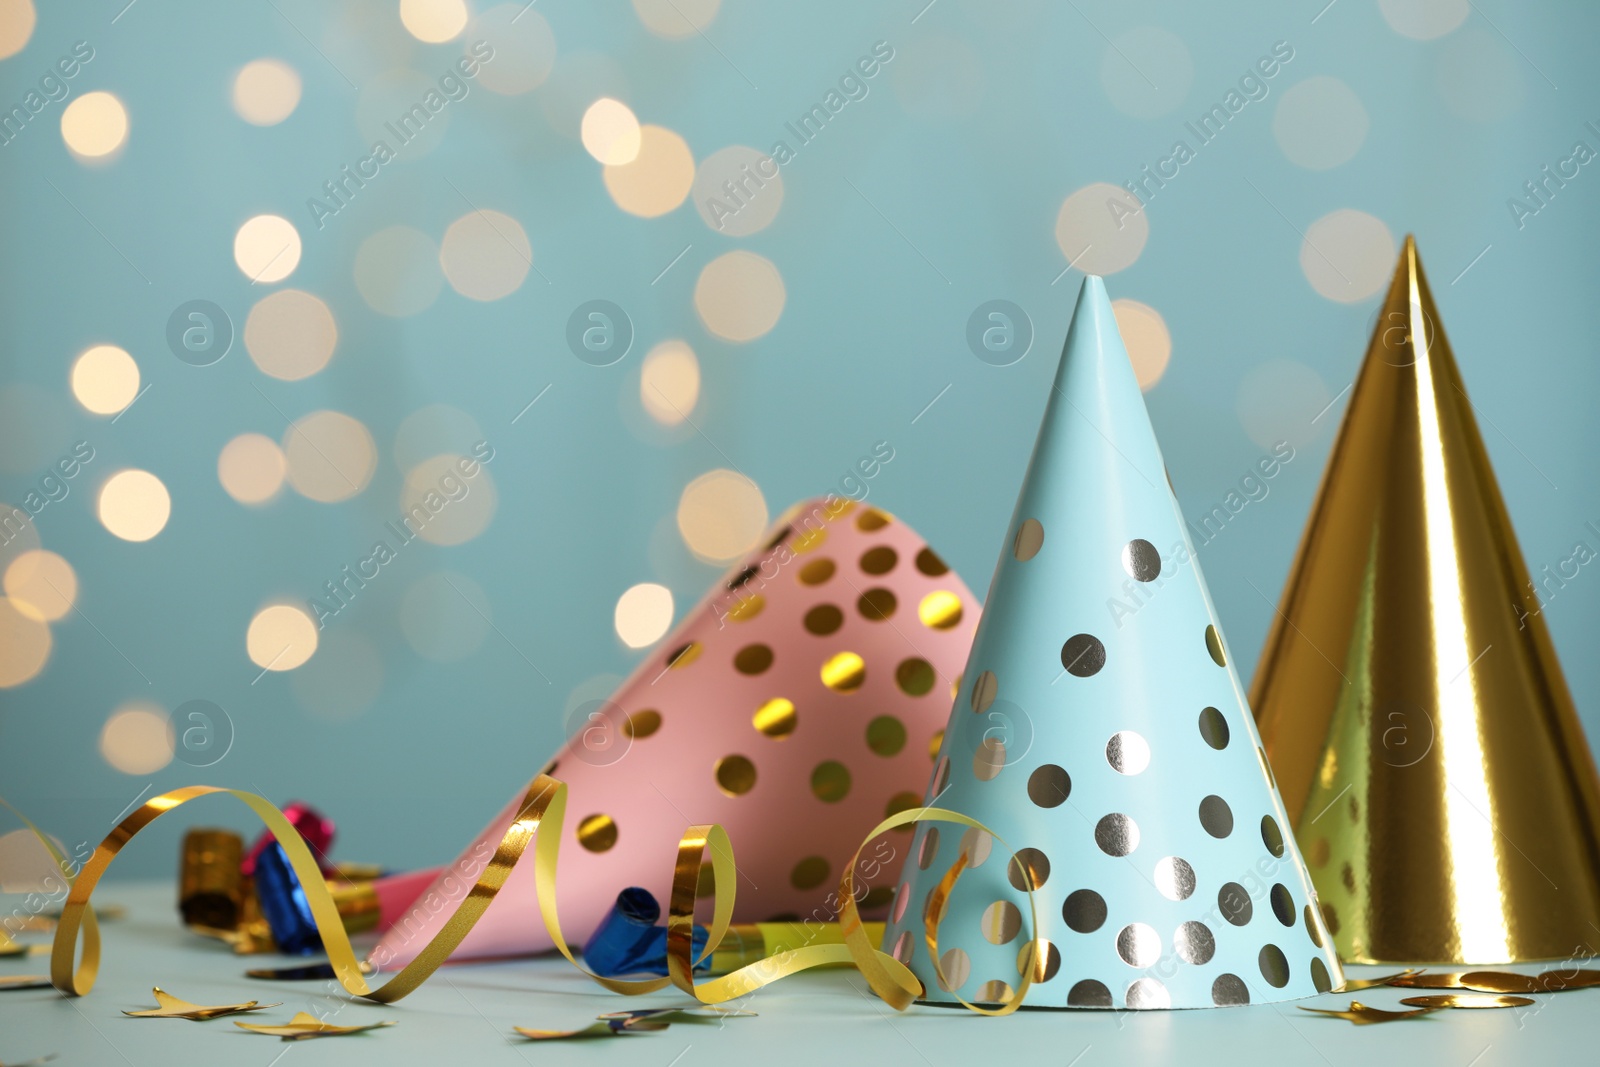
1,0,1596,881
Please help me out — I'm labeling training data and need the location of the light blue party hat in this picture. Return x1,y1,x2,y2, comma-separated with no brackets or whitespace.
881,277,1344,1010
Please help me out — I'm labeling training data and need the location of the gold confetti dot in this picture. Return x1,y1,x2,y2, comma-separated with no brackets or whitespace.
803,604,843,636
866,715,906,756
624,709,662,739
714,755,756,796
895,657,935,696
734,642,774,675
884,791,919,824
752,697,796,739
918,590,963,630
576,813,618,852
810,760,851,802
820,651,865,692
857,587,897,621
798,558,835,586
859,545,897,575
790,855,829,890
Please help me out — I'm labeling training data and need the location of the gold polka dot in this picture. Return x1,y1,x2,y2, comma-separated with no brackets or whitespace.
810,759,851,802
970,670,998,713
915,547,949,576
576,813,618,852
1205,623,1227,666
980,900,1022,945
856,507,891,532
973,737,1006,781
790,855,830,890
666,641,702,669
884,790,920,825
860,545,898,575
623,709,662,739
725,593,765,622
1013,518,1044,561
918,827,941,869
918,590,963,630
820,651,865,692
937,947,971,992
752,697,797,739
928,729,944,761
734,642,774,675
857,587,897,621
895,657,936,696
798,558,835,585
791,526,827,554
866,715,906,756
932,755,951,796
715,754,757,796
803,603,843,635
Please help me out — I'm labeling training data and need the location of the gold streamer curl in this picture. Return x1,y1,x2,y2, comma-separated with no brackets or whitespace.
48,776,1032,1012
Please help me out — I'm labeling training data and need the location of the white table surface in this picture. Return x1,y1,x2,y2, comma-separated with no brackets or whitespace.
2,882,1591,1066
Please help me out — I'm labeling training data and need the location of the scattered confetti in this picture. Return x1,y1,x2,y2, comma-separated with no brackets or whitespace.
1339,968,1424,991
1299,1000,1443,1025
1399,994,1535,1010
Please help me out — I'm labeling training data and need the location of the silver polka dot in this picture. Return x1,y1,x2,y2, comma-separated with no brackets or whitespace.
1218,881,1252,926
970,670,998,713
1027,764,1071,807
1198,794,1233,838
1152,856,1195,901
1060,633,1106,677
937,947,971,992
1173,921,1215,965
1062,889,1107,933
1212,973,1250,1006
931,755,951,798
1013,518,1044,562
1125,977,1170,1009
1259,944,1290,988
1261,814,1285,857
1270,883,1295,926
916,826,940,870
980,900,1022,945
958,827,993,869
1122,538,1161,581
891,930,913,963
1198,706,1229,750
1310,956,1333,993
1116,922,1161,967
1094,813,1139,857
972,737,1006,781
1106,730,1150,775
1067,979,1112,1007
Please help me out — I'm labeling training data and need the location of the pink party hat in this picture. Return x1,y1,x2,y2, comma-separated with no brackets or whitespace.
373,497,980,966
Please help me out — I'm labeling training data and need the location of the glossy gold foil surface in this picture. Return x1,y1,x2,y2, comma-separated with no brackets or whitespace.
1251,237,1600,964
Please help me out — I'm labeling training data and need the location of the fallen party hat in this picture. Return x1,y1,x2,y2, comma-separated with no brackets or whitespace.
880,277,1343,1010
373,498,980,965
1250,237,1600,964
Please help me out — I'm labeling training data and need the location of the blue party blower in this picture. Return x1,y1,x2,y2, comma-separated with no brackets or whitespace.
583,887,711,977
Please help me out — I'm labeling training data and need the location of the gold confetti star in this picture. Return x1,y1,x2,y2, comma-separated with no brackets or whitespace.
123,987,280,1021
235,1011,396,1040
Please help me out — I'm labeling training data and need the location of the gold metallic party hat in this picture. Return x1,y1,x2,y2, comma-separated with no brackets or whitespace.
1251,236,1600,964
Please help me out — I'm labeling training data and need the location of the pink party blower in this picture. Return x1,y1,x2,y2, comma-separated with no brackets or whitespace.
372,497,980,966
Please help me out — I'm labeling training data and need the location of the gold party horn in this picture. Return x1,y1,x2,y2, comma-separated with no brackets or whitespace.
1251,236,1600,964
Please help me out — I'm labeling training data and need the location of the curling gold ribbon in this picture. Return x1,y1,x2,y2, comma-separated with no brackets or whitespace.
47,776,1033,1012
